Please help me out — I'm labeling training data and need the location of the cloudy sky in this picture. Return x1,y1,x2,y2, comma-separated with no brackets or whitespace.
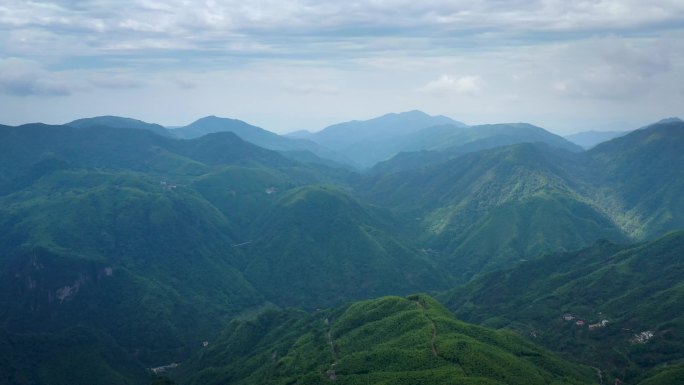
1,0,683,134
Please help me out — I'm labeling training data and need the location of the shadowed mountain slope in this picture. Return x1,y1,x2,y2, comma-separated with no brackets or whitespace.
241,185,452,308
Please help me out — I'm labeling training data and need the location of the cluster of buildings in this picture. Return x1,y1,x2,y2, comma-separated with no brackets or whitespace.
563,313,656,344
631,330,655,344
589,319,609,330
562,313,608,330
159,180,177,190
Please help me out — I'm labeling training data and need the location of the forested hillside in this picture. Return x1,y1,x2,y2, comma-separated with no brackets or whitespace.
0,116,681,385
359,120,684,281
178,294,598,385
439,231,684,384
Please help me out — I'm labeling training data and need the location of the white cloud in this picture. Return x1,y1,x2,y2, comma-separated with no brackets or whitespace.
551,69,649,101
543,35,683,101
0,73,72,96
601,41,672,77
0,58,74,96
2,0,684,62
420,74,482,95
89,74,145,89
282,81,339,95
0,1,683,132
169,77,198,90
503,93,521,103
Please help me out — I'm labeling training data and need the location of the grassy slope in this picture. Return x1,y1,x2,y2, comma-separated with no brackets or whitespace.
178,294,597,385
637,362,684,385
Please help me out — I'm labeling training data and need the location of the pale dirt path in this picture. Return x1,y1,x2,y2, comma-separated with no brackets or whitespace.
413,300,438,357
325,321,339,380
591,366,604,385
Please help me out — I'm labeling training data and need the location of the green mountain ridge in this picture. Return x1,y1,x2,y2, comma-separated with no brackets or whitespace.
177,294,598,385
0,124,293,191
359,120,684,280
67,116,173,138
361,143,619,280
585,120,684,239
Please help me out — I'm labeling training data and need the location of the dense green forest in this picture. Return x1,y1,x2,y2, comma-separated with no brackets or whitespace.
439,231,684,384
359,119,684,281
0,114,682,384
178,294,598,385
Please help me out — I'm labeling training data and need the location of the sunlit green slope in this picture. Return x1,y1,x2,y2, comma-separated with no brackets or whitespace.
178,294,598,385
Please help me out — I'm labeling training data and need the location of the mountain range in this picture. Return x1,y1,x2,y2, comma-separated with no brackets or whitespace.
0,112,682,384
65,111,584,170
359,119,684,281
289,111,583,168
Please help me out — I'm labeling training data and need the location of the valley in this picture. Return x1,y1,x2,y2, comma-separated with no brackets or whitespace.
0,112,682,385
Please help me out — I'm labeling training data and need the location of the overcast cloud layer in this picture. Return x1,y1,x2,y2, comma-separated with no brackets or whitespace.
1,0,683,133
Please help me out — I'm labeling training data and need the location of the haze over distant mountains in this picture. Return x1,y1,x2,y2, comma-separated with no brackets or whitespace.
67,115,356,168
1,112,683,385
564,130,630,149
288,110,585,167
66,110,601,169
68,116,173,138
